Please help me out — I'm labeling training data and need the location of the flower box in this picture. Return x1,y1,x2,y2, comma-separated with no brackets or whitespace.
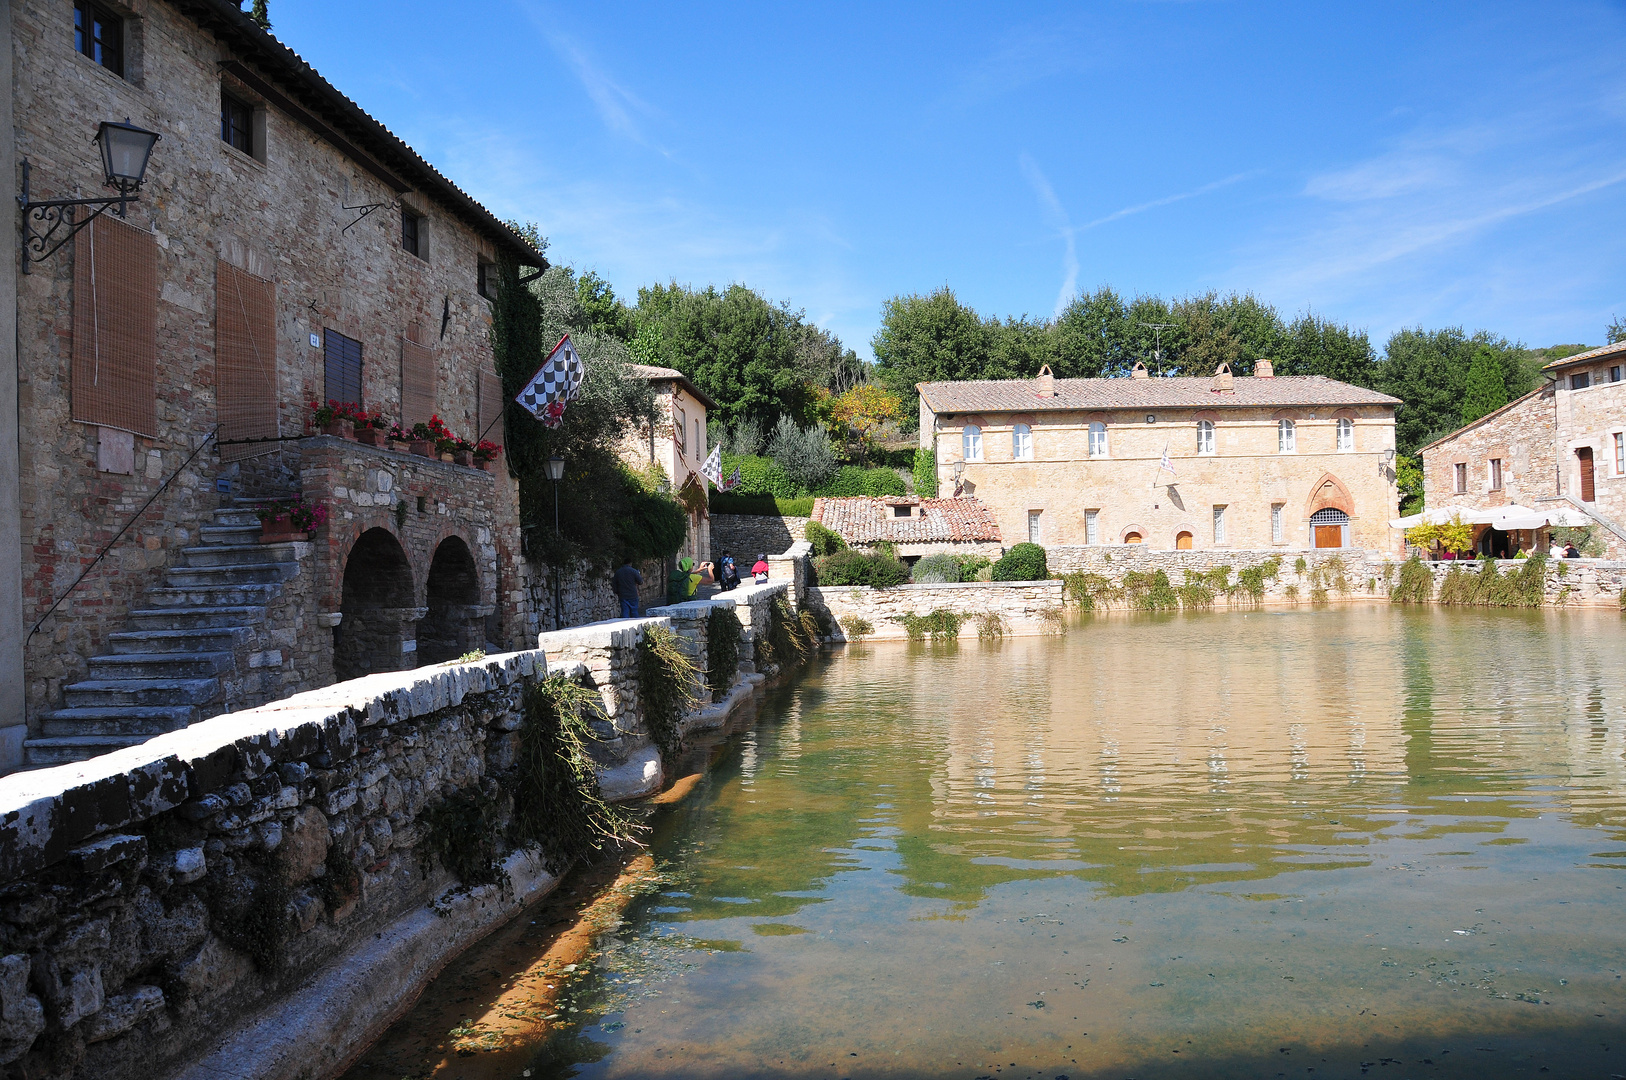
260,519,305,543
388,438,412,454
453,450,474,467
439,452,456,463
355,427,383,446
410,440,433,458
321,419,353,440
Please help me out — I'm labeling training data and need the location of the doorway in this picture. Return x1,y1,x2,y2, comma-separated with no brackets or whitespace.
1310,507,1349,548
417,537,482,665
1578,447,1596,502
1175,531,1193,550
334,528,415,681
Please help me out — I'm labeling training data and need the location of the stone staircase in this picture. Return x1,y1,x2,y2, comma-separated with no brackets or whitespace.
25,501,304,768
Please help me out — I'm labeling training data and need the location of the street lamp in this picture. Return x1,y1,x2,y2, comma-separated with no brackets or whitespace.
19,118,161,271
544,454,565,627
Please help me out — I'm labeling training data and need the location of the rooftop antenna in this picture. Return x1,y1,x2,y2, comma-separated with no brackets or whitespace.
1139,323,1176,376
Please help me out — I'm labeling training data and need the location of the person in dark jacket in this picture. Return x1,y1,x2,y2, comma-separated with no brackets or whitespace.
718,553,740,591
613,556,643,618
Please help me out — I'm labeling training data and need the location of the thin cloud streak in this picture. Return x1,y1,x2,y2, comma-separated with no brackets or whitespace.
1083,172,1257,230
1019,154,1079,318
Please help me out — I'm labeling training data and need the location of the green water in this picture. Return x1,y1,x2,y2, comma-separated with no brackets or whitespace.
530,606,1626,1079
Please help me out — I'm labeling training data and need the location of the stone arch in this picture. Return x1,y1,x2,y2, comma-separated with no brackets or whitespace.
1120,523,1147,544
1271,408,1303,422
417,536,484,665
1304,472,1355,518
334,528,416,682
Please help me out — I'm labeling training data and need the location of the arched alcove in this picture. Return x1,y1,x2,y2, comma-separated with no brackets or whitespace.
417,536,483,665
334,528,415,682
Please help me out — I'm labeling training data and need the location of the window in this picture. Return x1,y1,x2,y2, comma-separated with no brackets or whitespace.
962,425,983,462
401,209,422,258
674,405,687,452
1277,419,1296,452
400,326,435,429
1088,421,1108,457
1489,457,1503,490
323,329,363,408
477,260,498,301
1336,417,1353,452
1611,366,1623,384
220,92,253,156
72,215,156,435
1196,419,1214,455
1027,510,1042,544
1085,509,1099,545
695,418,702,458
1453,462,1467,494
216,260,278,463
1213,505,1227,546
1616,432,1625,477
74,1,123,76
1572,371,1591,390
893,505,912,518
1012,423,1033,461
1271,503,1284,544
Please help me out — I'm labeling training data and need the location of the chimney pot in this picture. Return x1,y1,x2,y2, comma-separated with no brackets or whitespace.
1036,364,1056,398
1212,362,1234,393
1255,358,1275,378
1130,361,1150,380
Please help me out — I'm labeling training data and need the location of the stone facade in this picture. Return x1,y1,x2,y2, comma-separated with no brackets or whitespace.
618,365,714,564
8,0,546,765
919,366,1401,554
805,579,1066,641
1552,343,1626,557
1421,385,1557,524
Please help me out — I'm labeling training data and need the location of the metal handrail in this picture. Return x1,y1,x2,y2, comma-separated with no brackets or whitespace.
26,427,220,644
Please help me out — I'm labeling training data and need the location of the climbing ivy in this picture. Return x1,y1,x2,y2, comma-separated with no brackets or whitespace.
706,607,741,699
637,624,699,768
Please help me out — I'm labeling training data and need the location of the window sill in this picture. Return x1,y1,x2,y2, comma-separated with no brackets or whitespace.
218,140,266,170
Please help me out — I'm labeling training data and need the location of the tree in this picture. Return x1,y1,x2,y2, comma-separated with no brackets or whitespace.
1274,313,1378,386
1609,316,1626,345
1461,345,1510,425
871,287,993,429
766,416,836,493
1376,328,1525,455
575,270,636,342
829,384,903,461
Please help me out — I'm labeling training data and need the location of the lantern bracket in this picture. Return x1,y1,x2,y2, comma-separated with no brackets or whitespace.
17,160,142,273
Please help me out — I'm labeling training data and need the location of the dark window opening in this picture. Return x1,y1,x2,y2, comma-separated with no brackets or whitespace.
1611,365,1622,384
1579,446,1596,503
323,328,363,408
74,1,123,76
221,92,253,155
1453,462,1467,494
477,260,497,300
1572,371,1591,390
401,210,421,257
893,505,911,517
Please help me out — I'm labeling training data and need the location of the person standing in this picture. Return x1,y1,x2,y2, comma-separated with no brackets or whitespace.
613,556,643,619
751,554,770,584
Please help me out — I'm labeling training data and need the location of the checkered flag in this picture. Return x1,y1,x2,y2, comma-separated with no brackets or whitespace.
722,465,741,491
516,335,585,429
702,444,724,488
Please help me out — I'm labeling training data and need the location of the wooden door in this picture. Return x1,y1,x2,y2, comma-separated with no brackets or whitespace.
1578,447,1596,502
1175,532,1193,549
1314,525,1343,548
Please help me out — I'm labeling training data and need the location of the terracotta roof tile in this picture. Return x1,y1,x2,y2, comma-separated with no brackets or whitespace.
917,375,1399,413
812,497,1003,545
1541,340,1626,370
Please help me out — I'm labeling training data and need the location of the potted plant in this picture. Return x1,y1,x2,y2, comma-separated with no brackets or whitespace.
452,437,475,468
473,439,502,472
256,496,328,542
387,422,412,454
428,415,459,462
309,400,351,439
353,409,387,446
409,421,434,458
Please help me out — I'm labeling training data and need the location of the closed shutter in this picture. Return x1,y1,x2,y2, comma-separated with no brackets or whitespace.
477,365,504,443
1579,447,1596,502
323,329,362,407
401,324,435,428
216,260,279,461
72,214,157,436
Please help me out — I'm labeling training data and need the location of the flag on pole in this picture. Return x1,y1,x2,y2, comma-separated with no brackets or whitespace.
722,465,741,491
1159,444,1175,477
515,335,585,429
701,443,724,488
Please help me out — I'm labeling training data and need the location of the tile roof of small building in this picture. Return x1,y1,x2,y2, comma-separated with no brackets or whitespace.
626,364,718,411
812,497,1004,545
1541,339,1626,370
917,375,1399,413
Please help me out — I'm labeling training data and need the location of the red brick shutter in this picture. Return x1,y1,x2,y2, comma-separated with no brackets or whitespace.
401,324,435,429
216,260,279,461
71,215,157,436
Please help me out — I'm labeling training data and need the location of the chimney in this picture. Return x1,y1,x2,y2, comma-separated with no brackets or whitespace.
1036,364,1056,398
1130,361,1150,380
1255,358,1274,378
1212,362,1234,393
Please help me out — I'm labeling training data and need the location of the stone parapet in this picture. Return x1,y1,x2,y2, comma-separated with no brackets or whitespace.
806,579,1065,640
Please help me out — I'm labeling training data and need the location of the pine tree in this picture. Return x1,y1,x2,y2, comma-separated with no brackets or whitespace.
1461,346,1509,425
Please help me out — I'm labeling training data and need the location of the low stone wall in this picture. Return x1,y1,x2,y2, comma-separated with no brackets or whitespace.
709,514,810,563
526,557,668,633
805,580,1065,640
1413,557,1626,606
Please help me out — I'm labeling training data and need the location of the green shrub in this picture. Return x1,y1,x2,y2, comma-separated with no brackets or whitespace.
973,611,1006,638
913,446,938,497
951,553,992,578
1039,607,1067,635
912,553,961,584
812,549,911,587
1178,570,1216,609
768,416,837,493
720,453,800,499
895,609,963,640
1435,552,1548,607
706,606,741,699
1390,555,1434,604
1059,571,1118,610
804,520,847,557
814,465,908,497
710,493,814,517
1122,569,1179,611
838,615,875,640
638,624,699,768
992,543,1048,581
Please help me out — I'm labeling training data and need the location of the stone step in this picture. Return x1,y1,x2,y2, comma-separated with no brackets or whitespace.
200,524,262,545
127,605,267,631
180,542,302,567
23,735,153,768
108,627,251,654
144,583,283,607
63,678,221,708
212,508,266,528
164,562,296,587
87,651,235,680
39,705,197,737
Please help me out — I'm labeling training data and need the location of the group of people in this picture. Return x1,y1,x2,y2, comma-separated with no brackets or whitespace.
612,552,771,618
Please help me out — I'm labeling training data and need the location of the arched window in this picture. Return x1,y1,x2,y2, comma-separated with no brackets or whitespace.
1196,419,1215,455
962,425,983,462
1123,531,1143,544
1336,417,1354,452
1012,423,1033,461
1278,418,1296,452
1088,422,1108,458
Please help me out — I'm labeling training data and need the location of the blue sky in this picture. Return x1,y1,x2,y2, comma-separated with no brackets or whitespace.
273,1,1626,360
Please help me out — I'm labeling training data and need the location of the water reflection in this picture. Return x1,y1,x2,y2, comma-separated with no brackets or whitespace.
532,606,1626,1079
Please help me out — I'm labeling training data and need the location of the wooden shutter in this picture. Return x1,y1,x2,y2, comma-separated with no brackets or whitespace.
401,324,435,428
1579,447,1596,502
476,365,504,442
323,329,362,407
72,214,157,436
216,260,279,461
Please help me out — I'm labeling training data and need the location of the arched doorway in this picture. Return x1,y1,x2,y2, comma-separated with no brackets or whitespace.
1124,532,1143,544
418,537,483,665
334,528,416,682
1175,531,1193,550
1310,508,1350,548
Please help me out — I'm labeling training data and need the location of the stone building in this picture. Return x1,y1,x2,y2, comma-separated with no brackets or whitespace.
620,363,714,563
1419,340,1626,558
4,0,552,768
918,362,1402,553
810,496,1004,562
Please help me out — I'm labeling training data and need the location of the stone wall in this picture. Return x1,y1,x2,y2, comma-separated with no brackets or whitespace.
1554,360,1626,559
805,580,1065,641
526,557,668,634
1422,386,1557,520
709,514,810,563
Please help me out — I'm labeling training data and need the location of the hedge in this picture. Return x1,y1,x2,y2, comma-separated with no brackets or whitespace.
992,543,1048,581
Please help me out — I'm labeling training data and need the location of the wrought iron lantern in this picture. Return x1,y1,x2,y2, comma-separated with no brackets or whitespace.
18,118,160,271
